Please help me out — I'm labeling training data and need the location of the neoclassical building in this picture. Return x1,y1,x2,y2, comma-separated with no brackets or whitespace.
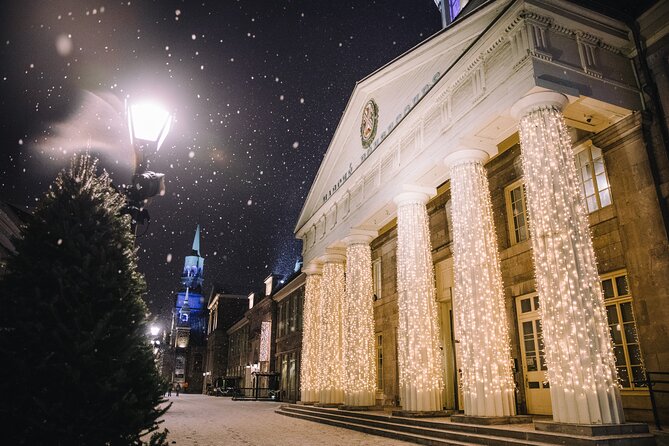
296,0,668,425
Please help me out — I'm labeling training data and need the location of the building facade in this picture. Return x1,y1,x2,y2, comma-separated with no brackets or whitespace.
273,272,305,403
296,0,669,424
202,286,248,393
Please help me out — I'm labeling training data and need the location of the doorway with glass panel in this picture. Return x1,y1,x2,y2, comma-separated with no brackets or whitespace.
516,293,552,415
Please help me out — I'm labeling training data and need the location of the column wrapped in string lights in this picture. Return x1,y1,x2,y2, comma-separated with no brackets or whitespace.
343,232,377,407
444,149,516,417
394,190,444,412
318,250,346,405
299,262,322,403
512,91,623,424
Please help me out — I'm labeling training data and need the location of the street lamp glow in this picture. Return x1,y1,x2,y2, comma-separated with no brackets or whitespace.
127,102,172,151
150,325,160,337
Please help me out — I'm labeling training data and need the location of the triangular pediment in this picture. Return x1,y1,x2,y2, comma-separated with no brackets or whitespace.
296,5,500,233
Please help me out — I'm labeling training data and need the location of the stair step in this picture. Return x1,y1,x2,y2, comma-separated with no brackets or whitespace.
277,405,656,446
277,408,491,446
276,407,555,446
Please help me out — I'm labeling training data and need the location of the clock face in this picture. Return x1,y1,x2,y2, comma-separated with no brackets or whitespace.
360,99,378,149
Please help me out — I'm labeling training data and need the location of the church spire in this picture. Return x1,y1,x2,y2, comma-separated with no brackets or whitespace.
192,224,201,256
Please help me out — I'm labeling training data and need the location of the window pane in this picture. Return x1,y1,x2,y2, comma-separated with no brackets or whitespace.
624,323,639,345
578,150,590,165
620,302,634,322
615,276,629,296
599,188,612,207
614,346,626,365
584,179,595,196
526,356,537,372
521,298,532,313
617,366,631,388
518,225,528,242
609,324,623,344
596,173,609,192
528,381,540,389
533,296,540,310
602,279,615,299
627,343,642,365
631,366,647,387
606,304,618,324
523,321,534,336
594,159,605,175
587,196,598,213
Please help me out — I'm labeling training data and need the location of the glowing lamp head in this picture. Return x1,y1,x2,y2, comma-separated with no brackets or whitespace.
150,325,160,336
128,102,172,151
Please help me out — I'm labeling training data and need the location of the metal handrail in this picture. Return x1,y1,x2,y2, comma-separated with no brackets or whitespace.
635,371,669,430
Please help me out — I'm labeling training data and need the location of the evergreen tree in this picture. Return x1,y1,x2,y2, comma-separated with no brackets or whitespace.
0,154,169,445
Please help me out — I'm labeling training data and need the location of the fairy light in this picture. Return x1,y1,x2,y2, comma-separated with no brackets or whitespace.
394,192,444,412
259,321,271,362
343,237,377,406
513,92,623,424
446,151,516,417
300,264,322,403
318,254,346,404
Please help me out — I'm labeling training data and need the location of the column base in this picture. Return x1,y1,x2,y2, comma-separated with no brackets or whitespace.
451,414,533,425
391,409,453,418
534,420,650,436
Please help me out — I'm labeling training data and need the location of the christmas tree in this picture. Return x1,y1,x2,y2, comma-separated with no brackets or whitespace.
0,154,169,445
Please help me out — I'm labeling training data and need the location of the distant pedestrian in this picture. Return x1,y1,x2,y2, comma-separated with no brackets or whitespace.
167,383,173,397
175,383,181,397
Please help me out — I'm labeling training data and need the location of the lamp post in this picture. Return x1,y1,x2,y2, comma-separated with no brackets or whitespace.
123,100,172,233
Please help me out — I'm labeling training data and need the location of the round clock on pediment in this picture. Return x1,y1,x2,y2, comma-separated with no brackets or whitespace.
360,99,378,149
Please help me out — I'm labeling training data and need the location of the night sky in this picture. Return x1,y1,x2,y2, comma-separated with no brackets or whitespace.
0,0,442,319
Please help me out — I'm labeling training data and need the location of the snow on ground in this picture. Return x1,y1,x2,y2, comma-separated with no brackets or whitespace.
160,394,415,445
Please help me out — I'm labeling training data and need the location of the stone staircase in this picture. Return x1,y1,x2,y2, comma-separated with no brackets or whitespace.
275,404,656,446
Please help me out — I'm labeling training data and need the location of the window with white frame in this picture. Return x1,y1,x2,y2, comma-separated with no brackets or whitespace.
372,259,382,300
574,142,612,213
505,179,529,245
601,271,647,390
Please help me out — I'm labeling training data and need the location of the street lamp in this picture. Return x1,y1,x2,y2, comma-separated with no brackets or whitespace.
122,100,172,232
150,325,161,337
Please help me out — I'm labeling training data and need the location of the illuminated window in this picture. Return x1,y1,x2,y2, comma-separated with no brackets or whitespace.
602,271,646,390
505,179,529,245
376,334,384,391
372,259,382,300
574,142,612,213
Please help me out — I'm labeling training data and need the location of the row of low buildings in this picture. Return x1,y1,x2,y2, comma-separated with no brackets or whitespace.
163,0,669,430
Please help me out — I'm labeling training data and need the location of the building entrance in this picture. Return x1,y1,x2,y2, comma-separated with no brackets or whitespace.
515,293,551,415
435,258,461,410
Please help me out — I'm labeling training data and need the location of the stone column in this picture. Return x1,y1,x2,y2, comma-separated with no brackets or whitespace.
394,190,444,412
444,149,516,417
318,250,346,405
511,91,624,424
343,232,377,407
299,261,322,404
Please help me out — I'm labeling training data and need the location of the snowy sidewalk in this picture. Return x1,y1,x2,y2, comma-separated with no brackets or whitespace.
160,394,415,445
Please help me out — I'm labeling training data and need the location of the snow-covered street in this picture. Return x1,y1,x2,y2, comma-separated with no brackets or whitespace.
160,394,415,445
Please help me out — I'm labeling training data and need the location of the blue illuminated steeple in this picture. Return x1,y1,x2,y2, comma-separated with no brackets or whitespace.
181,225,204,290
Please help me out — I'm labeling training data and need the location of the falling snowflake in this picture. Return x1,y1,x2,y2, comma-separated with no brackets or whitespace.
292,142,299,149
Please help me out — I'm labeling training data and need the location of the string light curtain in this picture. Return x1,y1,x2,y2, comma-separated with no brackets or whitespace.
394,192,444,412
344,238,377,406
514,91,623,424
448,152,516,417
300,267,322,403
318,254,346,404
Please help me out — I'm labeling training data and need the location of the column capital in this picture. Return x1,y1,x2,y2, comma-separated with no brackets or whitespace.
343,229,377,246
511,90,569,119
393,185,435,207
444,148,489,168
320,247,346,264
303,261,323,276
